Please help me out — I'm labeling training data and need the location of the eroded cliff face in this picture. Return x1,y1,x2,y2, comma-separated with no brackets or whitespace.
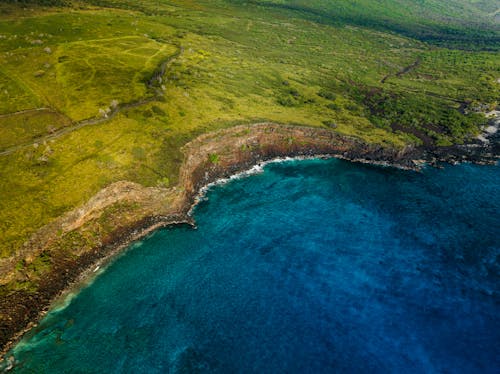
0,123,437,355
180,124,419,198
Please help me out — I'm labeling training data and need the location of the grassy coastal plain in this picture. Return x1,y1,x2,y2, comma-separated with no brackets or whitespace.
0,0,498,352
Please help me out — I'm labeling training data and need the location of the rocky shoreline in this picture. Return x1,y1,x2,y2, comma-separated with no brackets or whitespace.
0,123,498,359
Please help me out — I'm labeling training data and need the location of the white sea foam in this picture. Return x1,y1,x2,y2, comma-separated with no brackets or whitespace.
48,263,108,315
51,291,78,313
189,155,331,215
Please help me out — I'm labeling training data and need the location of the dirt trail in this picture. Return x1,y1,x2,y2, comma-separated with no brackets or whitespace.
381,57,421,83
0,107,54,119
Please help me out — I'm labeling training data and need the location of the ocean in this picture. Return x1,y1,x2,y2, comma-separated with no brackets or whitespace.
5,158,500,373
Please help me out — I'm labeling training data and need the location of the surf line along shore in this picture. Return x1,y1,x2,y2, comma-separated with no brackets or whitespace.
0,121,486,359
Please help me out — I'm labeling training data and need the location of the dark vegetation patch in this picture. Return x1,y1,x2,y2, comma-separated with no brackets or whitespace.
353,86,488,145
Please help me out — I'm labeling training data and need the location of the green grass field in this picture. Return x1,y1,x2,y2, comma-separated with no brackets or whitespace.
0,0,498,265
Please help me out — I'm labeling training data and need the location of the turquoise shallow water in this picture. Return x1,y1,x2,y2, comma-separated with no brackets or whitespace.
5,158,500,373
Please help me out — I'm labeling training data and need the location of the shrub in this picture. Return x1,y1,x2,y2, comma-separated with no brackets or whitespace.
322,120,337,128
152,105,166,116
318,89,336,101
132,147,146,160
277,95,295,107
157,177,170,187
208,153,220,164
327,103,340,111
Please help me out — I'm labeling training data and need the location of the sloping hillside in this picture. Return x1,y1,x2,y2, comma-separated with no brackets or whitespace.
230,0,500,49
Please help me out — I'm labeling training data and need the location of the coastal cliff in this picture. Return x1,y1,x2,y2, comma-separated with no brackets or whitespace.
0,122,496,357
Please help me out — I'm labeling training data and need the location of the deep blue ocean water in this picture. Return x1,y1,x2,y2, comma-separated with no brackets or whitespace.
5,158,500,373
